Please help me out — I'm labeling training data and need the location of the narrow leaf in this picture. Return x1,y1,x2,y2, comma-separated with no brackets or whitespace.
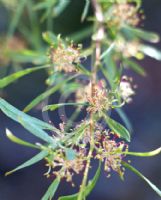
0,98,58,145
5,150,48,176
124,59,146,76
100,43,115,60
81,0,90,22
123,147,161,157
103,114,131,142
24,74,78,112
141,45,161,61
115,108,133,132
43,102,87,112
41,178,60,200
6,129,39,149
122,161,161,197
0,65,49,88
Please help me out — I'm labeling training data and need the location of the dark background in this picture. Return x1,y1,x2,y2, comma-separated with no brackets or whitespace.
0,0,161,200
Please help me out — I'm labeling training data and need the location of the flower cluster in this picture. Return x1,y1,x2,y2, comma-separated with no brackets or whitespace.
44,148,86,186
49,39,82,73
94,130,128,178
116,38,141,58
107,3,140,28
76,80,112,115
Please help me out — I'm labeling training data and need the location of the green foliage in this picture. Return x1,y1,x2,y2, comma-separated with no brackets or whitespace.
0,0,161,199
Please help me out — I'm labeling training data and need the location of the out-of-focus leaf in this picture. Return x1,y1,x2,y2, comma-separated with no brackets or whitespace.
0,98,59,145
141,45,161,61
69,26,93,42
6,129,39,149
8,0,28,36
0,65,49,88
53,0,70,17
58,162,101,200
100,43,115,60
24,74,78,112
43,102,87,112
122,161,161,197
42,31,57,46
115,108,133,132
124,26,160,43
5,150,48,176
103,114,131,142
65,148,76,160
76,64,91,76
41,178,60,200
81,0,90,22
123,59,146,76
123,147,161,157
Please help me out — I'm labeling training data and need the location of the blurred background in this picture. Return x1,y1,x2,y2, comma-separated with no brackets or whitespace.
0,0,161,200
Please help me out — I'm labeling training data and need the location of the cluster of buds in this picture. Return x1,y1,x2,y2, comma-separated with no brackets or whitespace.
107,3,141,28
49,38,82,73
76,80,112,115
119,76,136,103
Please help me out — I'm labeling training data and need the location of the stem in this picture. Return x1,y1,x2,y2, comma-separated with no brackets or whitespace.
77,1,104,199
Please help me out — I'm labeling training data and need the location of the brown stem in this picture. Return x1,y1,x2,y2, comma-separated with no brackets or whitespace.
77,1,104,200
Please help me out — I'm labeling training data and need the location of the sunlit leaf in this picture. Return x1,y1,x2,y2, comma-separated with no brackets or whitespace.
100,43,115,60
6,129,39,149
41,178,60,200
5,150,48,176
122,161,161,197
123,147,161,157
81,0,90,22
141,45,161,61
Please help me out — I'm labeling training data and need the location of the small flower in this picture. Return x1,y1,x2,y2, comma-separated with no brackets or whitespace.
119,76,135,103
49,38,82,73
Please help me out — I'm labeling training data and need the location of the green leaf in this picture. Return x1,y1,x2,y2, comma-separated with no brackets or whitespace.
43,102,88,112
123,59,146,76
122,161,161,197
141,45,161,61
0,65,49,88
124,26,160,43
81,0,90,22
54,0,70,17
42,31,57,45
41,178,60,200
65,148,76,160
58,162,101,200
5,150,48,176
100,43,115,60
6,129,39,149
123,147,161,157
115,108,133,133
0,98,59,146
24,74,78,112
103,114,131,142
7,0,28,37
